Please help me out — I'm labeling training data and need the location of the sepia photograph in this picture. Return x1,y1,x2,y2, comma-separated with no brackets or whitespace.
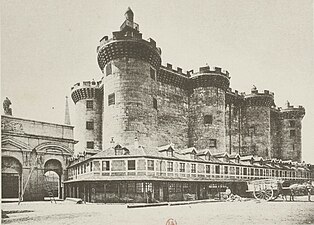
1,0,314,224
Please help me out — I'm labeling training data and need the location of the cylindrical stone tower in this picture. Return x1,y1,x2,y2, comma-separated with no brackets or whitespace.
97,8,161,149
71,80,102,154
188,66,230,153
242,87,274,158
280,102,305,162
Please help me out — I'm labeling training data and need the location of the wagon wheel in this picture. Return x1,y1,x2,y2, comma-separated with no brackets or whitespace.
253,188,274,201
269,190,279,201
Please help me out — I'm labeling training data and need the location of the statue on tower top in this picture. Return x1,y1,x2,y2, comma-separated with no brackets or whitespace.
3,97,12,115
120,7,139,32
251,85,258,94
125,7,134,22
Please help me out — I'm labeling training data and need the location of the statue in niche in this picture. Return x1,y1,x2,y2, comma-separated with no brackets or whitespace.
3,97,12,115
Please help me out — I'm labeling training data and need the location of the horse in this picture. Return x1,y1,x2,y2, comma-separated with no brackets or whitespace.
280,182,313,201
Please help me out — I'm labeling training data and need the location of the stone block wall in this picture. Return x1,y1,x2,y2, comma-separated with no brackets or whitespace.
189,87,226,152
74,97,102,154
225,103,242,155
157,82,189,149
102,58,158,149
241,106,271,157
1,116,74,141
280,118,302,162
270,110,282,159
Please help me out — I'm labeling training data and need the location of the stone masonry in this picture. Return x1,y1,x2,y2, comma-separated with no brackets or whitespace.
1,115,76,200
71,8,305,162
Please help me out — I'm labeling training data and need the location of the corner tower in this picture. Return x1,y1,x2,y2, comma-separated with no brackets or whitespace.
188,66,230,153
280,101,305,162
71,80,102,154
241,86,275,158
97,8,162,148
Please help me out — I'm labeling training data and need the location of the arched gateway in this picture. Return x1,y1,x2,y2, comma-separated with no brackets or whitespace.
1,115,76,201
44,159,63,199
1,156,22,199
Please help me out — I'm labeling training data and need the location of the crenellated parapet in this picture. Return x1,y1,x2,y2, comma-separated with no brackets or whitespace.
158,64,190,89
97,39,161,72
189,66,230,90
244,87,275,107
96,10,161,73
71,80,102,104
280,102,305,119
226,88,245,105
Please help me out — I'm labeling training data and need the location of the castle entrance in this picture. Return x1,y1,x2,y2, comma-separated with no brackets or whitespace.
44,159,63,199
1,157,22,199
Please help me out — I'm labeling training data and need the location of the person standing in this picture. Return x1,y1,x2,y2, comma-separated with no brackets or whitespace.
226,187,231,198
306,181,312,202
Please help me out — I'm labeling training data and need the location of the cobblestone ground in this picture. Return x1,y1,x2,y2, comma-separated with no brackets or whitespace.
2,196,314,225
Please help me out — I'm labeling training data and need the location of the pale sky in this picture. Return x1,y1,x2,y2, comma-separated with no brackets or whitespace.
1,0,314,163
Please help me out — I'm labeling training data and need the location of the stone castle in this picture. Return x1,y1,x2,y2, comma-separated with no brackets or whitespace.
71,8,305,162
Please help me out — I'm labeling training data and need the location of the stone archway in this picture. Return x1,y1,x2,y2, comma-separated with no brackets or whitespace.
44,159,63,199
2,156,22,199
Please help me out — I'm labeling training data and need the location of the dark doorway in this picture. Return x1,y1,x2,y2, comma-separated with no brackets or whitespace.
154,182,160,201
2,157,22,199
163,183,169,202
2,174,19,198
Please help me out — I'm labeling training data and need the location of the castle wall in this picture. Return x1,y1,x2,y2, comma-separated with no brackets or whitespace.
241,106,271,158
102,58,158,149
70,9,305,162
73,97,102,154
270,110,282,159
225,103,242,155
280,117,303,162
189,87,226,153
156,82,189,149
71,82,102,154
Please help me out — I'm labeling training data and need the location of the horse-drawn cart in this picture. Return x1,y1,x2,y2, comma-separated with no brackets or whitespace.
247,179,284,201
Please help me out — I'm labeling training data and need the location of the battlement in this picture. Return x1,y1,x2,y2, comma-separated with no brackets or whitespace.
282,105,305,111
225,88,245,104
71,80,102,104
245,90,275,97
71,80,101,91
244,87,275,107
97,34,159,52
162,63,190,77
188,65,230,91
190,66,230,78
158,66,189,89
226,88,242,96
282,101,305,112
97,37,161,72
245,86,275,97
280,102,305,119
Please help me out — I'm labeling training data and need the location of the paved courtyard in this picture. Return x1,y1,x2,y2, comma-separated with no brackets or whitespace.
2,196,314,225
